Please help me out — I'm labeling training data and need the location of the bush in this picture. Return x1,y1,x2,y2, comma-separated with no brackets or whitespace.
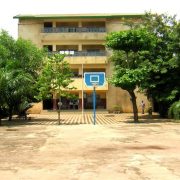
113,105,122,112
108,105,122,114
168,101,180,120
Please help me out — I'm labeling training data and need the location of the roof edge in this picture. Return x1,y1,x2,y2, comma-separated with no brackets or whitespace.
13,13,145,19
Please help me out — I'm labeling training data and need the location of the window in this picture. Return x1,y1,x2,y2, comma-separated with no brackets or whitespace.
44,22,52,28
43,45,52,52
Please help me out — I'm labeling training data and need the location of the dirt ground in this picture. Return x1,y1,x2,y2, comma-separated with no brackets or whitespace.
0,113,180,180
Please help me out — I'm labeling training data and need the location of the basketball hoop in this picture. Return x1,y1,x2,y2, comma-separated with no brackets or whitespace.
83,72,106,125
84,72,105,87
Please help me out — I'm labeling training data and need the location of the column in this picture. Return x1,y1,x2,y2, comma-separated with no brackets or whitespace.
78,44,82,51
53,44,56,52
79,66,83,76
78,21,82,27
52,21,56,28
52,93,57,110
78,91,82,109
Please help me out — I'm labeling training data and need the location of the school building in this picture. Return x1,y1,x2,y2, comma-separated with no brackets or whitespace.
14,13,149,113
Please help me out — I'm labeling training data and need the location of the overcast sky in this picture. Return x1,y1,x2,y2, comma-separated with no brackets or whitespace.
1,0,179,39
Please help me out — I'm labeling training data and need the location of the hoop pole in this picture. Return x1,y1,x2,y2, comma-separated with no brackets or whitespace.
81,63,84,121
93,85,96,125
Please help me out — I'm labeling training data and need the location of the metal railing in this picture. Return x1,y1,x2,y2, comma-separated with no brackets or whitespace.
55,51,106,56
43,27,106,33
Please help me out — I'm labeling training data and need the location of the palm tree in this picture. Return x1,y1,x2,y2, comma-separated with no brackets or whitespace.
0,69,35,121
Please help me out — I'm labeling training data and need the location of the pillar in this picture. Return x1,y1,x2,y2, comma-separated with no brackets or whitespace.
79,99,82,109
52,44,56,52
52,21,56,28
78,91,83,109
78,44,82,51
53,93,57,110
78,21,82,27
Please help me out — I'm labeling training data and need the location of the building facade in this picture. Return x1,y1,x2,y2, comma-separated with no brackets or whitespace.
14,14,148,113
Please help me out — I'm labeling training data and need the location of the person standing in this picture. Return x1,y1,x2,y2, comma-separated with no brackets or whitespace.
141,100,145,114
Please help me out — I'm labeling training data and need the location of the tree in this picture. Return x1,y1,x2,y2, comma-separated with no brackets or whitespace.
0,69,35,121
106,13,180,120
36,54,74,124
140,13,180,117
106,28,155,122
0,30,45,122
168,100,180,120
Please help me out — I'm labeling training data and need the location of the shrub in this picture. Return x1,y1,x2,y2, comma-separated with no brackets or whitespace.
113,105,122,112
168,101,180,120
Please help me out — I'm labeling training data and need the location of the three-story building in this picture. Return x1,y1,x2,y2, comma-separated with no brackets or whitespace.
14,14,148,113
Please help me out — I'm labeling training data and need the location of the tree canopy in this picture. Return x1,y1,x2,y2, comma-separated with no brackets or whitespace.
106,28,155,53
106,13,180,119
140,13,180,116
36,53,74,124
0,30,45,121
106,28,155,122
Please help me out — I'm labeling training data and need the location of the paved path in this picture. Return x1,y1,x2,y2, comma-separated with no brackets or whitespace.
27,113,123,125
1,112,169,126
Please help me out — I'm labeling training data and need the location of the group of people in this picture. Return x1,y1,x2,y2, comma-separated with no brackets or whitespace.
69,100,79,109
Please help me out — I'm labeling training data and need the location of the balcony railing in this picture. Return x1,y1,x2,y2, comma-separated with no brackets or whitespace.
43,27,106,33
50,51,106,56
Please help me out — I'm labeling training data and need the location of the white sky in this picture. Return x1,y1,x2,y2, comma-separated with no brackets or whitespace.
1,0,179,39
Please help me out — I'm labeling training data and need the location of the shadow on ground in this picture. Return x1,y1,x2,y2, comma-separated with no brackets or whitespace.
125,114,178,124
0,117,82,126
1,113,179,127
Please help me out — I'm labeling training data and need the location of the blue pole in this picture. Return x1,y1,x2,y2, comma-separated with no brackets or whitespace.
93,86,96,125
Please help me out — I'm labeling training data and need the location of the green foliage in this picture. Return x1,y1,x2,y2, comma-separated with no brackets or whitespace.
110,66,148,91
168,101,180,120
36,54,74,100
107,13,180,118
36,53,74,124
106,28,156,52
0,30,45,119
113,105,122,112
18,101,32,113
106,28,156,93
106,28,155,90
13,38,45,78
140,13,180,116
106,28,155,122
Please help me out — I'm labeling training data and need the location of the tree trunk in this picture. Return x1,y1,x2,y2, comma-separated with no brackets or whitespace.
128,90,139,123
58,110,60,125
8,115,12,121
57,97,61,125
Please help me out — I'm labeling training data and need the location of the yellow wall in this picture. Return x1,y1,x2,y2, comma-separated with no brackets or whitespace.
70,78,108,91
18,16,149,113
18,20,42,47
27,102,42,114
41,32,106,42
65,56,107,65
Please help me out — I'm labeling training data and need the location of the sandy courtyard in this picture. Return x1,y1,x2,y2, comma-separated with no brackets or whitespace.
0,113,180,180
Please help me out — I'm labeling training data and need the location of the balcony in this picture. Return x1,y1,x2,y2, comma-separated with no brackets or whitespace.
63,51,106,56
43,27,106,33
41,27,106,41
70,78,108,91
50,51,107,64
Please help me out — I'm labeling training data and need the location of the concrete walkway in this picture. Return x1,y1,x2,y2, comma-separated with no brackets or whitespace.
1,112,171,126
28,113,123,125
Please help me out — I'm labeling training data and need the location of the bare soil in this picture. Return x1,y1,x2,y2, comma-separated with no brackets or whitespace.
0,113,180,180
